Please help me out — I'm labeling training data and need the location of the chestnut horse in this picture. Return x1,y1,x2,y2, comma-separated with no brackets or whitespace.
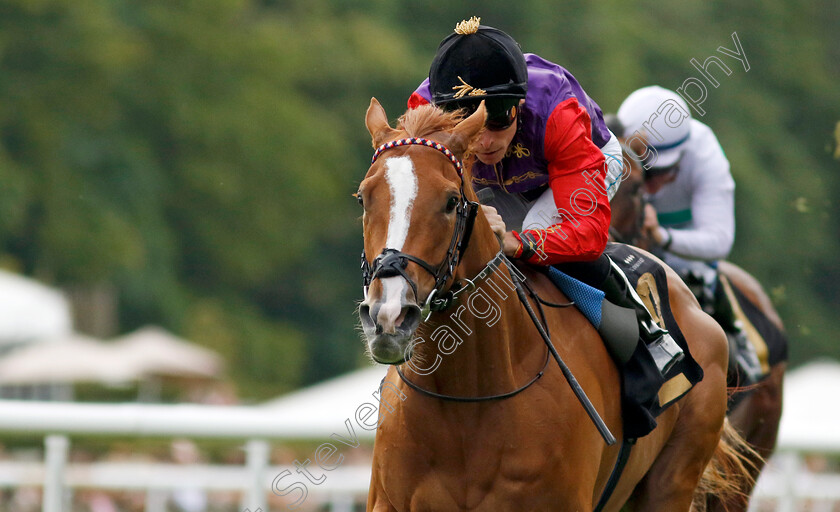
358,98,750,511
609,144,786,511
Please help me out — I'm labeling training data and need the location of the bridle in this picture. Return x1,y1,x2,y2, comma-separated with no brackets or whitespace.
360,137,479,320
359,136,616,447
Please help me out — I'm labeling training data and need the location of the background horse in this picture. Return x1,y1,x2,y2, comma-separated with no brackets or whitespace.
358,98,751,511
609,142,787,511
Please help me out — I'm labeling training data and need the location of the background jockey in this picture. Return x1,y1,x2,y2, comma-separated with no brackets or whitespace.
616,85,763,383
409,17,684,376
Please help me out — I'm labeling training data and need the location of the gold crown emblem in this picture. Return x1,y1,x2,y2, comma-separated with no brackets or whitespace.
454,16,480,35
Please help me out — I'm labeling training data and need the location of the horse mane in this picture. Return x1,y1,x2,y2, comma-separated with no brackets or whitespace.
396,104,464,138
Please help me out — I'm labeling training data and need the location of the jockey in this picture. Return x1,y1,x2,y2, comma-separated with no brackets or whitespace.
616,85,763,382
409,18,684,376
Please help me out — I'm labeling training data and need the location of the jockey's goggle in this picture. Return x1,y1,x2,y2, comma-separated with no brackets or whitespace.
444,98,520,132
485,103,518,131
641,144,683,179
643,160,680,181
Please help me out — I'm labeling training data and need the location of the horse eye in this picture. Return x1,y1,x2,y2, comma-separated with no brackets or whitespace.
356,193,364,207
445,196,459,213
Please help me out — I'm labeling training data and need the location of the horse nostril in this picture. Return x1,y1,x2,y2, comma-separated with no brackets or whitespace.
400,306,421,332
359,304,376,333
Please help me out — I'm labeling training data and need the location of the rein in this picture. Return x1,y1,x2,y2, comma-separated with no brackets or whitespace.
397,344,551,402
362,137,615,446
396,251,553,402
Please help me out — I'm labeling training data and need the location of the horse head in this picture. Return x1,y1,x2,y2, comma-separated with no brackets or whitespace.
357,98,489,364
609,140,648,247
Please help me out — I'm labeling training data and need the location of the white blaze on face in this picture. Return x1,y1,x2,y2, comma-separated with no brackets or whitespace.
384,156,417,251
373,156,418,333
377,276,410,334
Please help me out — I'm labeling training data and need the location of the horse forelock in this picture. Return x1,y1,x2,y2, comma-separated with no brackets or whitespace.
399,105,477,178
397,104,464,139
379,105,480,204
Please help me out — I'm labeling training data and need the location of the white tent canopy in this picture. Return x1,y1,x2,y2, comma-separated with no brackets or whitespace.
776,359,840,453
262,364,389,440
0,333,139,384
111,326,224,379
0,270,72,346
0,326,225,385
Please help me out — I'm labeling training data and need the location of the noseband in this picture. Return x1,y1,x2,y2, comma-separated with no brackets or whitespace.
360,137,479,319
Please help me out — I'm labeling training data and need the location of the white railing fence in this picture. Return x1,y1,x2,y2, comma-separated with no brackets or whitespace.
0,400,838,512
749,452,840,512
0,400,376,512
0,457,369,512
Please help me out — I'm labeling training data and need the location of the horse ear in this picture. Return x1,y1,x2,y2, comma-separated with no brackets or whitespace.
447,101,486,156
366,97,399,148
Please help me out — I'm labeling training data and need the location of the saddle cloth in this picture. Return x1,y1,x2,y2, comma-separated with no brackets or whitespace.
545,243,705,438
724,277,788,370
718,273,788,410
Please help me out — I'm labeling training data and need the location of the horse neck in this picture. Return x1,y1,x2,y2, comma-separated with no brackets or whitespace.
407,221,537,398
611,187,653,249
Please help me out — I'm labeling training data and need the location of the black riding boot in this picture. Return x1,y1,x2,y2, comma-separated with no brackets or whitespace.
600,258,685,376
712,281,764,384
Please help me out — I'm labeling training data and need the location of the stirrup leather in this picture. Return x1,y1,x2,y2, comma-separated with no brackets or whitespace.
607,258,685,376
727,323,764,384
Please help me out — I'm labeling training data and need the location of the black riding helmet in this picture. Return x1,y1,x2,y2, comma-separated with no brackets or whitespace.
429,17,528,127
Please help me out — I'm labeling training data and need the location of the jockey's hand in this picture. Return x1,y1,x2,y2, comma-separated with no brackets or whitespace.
643,203,667,245
481,205,506,240
481,205,519,256
501,232,520,257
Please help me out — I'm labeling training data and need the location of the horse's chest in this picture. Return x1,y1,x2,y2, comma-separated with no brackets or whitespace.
377,415,576,509
404,453,569,511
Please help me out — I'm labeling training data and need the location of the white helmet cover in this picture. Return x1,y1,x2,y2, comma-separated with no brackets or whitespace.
618,85,692,168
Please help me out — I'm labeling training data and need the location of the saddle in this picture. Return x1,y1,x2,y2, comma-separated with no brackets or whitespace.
678,263,787,386
546,244,704,439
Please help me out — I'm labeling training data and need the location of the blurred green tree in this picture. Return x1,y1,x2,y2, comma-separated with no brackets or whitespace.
0,0,837,401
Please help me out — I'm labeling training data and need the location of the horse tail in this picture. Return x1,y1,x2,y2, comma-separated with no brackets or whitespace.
694,417,762,509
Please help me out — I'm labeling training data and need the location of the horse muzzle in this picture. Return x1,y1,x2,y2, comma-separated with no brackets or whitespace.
359,277,422,364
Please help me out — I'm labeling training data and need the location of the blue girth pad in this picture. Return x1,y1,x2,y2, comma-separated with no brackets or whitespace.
546,266,605,329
